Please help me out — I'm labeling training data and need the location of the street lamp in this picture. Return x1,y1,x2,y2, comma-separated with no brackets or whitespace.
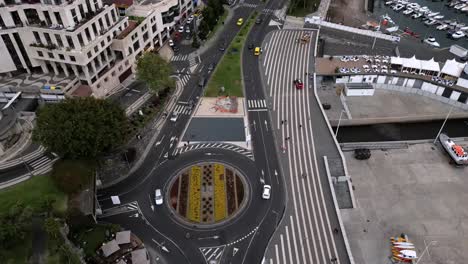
415,240,437,264
335,110,346,137
433,105,454,144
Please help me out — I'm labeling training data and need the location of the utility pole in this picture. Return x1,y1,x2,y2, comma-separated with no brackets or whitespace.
433,105,454,144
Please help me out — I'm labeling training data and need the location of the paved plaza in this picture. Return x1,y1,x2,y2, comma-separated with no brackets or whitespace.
342,142,468,264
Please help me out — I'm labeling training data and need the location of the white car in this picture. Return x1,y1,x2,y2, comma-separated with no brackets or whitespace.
340,56,349,62
178,26,184,33
155,189,163,205
390,70,397,74
170,112,178,122
185,27,190,33
168,39,174,47
262,185,271,200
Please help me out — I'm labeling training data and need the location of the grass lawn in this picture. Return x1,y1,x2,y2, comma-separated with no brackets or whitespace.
0,175,67,214
206,7,229,40
76,225,109,257
205,13,258,97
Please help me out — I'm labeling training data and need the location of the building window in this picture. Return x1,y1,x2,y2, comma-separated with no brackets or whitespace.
133,40,140,51
59,54,65,60
70,55,76,61
118,65,123,71
107,35,111,42
94,46,98,52
101,41,105,47
66,35,75,49
54,34,63,47
131,33,137,41
48,52,54,58
104,77,108,82
44,33,52,45
111,71,115,76
141,24,147,31
143,32,148,42
152,24,157,33
33,31,41,44
37,51,43,57
125,61,129,66
87,51,92,58
97,83,101,88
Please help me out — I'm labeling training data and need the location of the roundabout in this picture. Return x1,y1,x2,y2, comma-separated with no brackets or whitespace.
167,161,249,227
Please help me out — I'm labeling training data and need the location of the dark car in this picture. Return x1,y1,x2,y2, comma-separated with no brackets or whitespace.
173,46,180,52
207,63,215,72
255,17,263,24
198,76,206,87
248,43,254,50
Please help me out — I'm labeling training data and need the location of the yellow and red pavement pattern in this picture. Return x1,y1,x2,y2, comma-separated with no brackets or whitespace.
188,166,202,222
214,164,227,221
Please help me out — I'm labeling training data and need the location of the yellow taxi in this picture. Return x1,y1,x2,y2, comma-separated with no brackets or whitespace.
254,47,261,56
237,18,243,26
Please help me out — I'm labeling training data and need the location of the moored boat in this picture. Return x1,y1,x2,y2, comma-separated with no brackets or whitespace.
439,133,468,165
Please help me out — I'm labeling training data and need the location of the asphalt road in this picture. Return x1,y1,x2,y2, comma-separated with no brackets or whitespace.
97,3,269,264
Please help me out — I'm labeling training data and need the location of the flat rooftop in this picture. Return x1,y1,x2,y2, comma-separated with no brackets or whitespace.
342,142,468,264
116,20,138,40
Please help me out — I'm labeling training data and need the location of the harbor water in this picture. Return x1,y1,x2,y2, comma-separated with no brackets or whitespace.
373,0,468,48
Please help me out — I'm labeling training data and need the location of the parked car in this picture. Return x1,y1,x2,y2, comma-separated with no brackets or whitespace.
185,27,191,33
255,17,263,24
178,26,184,33
155,189,163,205
262,185,271,200
248,43,254,50
207,63,215,72
168,39,174,47
172,46,180,52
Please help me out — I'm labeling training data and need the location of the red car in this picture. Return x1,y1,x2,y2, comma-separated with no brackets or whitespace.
293,79,304,89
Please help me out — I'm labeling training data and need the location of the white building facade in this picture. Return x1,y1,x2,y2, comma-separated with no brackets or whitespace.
0,0,193,97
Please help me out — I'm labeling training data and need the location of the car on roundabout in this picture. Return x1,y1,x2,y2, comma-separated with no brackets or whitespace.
237,18,243,26
155,189,163,205
262,185,271,200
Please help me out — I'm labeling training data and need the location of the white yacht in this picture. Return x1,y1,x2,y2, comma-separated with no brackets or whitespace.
424,19,438,25
451,30,466,39
436,24,449,30
412,12,423,18
393,4,405,11
403,8,414,15
423,36,440,47
427,11,440,17
385,0,394,5
434,15,444,19
454,3,466,9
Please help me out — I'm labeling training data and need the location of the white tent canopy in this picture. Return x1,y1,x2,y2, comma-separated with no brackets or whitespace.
441,59,466,77
402,56,421,70
456,77,468,89
390,56,403,65
420,58,440,72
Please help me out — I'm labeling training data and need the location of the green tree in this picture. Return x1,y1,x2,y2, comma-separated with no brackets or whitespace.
0,203,33,249
44,217,61,239
33,97,128,159
208,0,224,17
136,53,175,94
198,20,210,40
202,6,216,29
192,34,200,48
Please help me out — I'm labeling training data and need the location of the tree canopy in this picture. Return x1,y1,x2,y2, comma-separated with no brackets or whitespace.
136,53,175,94
33,97,128,159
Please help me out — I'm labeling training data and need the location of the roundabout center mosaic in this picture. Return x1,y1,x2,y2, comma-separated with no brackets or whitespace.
168,162,248,226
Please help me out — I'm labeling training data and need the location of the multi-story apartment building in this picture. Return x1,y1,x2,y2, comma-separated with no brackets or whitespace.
0,0,194,98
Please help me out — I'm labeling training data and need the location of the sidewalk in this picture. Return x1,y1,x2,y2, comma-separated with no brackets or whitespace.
98,76,184,189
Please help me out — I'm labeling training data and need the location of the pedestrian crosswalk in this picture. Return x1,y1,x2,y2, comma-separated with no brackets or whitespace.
126,201,139,211
178,74,190,87
262,8,276,14
171,54,189,61
242,3,257,8
27,154,57,175
200,246,225,263
173,104,192,115
173,143,254,159
247,99,268,110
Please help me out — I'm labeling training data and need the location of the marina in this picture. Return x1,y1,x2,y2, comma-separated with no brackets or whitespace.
374,0,468,48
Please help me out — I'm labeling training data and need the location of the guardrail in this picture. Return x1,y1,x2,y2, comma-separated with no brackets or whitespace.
305,17,401,43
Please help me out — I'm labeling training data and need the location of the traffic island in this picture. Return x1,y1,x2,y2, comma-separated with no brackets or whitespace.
168,162,248,228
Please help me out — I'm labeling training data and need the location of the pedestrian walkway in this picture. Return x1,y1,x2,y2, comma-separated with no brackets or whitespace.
0,145,45,170
262,8,276,14
178,74,191,87
171,54,190,61
247,99,268,111
29,156,53,171
173,143,254,159
242,3,257,8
